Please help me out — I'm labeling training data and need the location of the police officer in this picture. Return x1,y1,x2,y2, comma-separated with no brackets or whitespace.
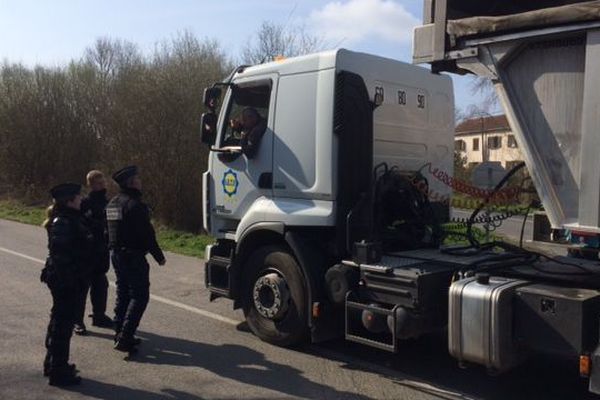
41,183,92,386
107,166,166,352
73,170,113,335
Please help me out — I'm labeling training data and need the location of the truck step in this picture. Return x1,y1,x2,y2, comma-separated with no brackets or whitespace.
206,255,233,299
345,292,398,353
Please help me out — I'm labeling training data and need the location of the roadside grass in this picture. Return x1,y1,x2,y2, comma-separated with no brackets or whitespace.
156,228,213,259
451,193,537,214
0,199,213,259
0,200,46,226
442,223,501,246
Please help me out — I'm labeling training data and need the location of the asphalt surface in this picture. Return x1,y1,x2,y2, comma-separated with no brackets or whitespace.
0,218,596,400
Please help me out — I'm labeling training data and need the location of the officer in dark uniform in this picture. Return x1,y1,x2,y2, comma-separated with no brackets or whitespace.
107,166,166,352
73,170,113,335
41,183,93,386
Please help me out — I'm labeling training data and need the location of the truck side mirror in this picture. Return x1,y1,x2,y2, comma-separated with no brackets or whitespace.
201,112,218,145
203,87,222,111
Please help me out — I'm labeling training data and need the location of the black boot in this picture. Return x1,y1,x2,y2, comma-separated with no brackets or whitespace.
113,334,138,353
48,365,81,386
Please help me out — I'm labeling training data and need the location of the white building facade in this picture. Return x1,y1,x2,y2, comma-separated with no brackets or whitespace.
454,114,523,170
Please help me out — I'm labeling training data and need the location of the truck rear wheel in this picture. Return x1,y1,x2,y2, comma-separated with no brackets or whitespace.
242,245,308,347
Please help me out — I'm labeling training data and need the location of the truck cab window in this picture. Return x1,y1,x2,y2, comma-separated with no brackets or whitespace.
221,83,271,157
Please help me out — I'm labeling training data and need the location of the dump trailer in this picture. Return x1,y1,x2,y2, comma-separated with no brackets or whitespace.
415,0,600,235
199,3,600,393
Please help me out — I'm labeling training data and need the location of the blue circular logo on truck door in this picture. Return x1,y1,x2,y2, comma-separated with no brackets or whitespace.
222,169,239,197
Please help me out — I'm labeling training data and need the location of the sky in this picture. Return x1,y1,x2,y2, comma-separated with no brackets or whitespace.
0,0,491,112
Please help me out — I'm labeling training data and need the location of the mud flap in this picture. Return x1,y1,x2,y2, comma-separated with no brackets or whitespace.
285,231,341,343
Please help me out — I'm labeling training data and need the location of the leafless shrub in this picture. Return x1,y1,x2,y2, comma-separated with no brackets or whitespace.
470,76,499,113
0,31,230,230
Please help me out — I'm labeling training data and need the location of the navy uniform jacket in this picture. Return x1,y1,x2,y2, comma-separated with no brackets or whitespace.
81,189,109,271
106,188,165,263
81,189,108,242
42,207,94,288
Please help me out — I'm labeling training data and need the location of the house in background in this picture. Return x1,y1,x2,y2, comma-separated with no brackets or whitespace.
454,114,523,170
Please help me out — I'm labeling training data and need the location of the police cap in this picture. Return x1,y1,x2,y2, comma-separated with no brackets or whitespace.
49,183,81,200
112,165,138,187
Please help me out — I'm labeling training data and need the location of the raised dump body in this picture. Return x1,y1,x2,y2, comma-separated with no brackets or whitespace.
414,1,600,233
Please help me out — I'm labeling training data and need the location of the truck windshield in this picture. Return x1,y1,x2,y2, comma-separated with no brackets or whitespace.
221,82,271,147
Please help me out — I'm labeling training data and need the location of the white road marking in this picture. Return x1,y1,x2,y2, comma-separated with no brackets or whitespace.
0,246,239,326
0,246,46,264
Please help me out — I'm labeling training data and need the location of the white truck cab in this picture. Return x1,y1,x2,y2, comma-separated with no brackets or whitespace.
203,49,454,242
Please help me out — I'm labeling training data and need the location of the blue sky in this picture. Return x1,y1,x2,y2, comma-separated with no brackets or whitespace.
0,0,489,112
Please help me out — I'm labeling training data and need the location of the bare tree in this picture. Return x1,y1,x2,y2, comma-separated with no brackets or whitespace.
84,38,142,81
242,21,324,65
454,106,465,125
0,33,230,230
470,76,499,113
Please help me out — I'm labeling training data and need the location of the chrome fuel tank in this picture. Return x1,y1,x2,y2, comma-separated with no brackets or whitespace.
449,275,528,372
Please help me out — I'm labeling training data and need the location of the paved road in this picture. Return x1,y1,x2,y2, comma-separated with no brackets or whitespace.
451,208,534,242
0,219,594,400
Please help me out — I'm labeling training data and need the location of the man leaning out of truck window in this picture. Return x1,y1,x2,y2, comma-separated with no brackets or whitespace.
230,107,267,159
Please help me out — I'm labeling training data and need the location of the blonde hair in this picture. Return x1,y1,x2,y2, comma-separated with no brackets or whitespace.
86,170,104,186
42,204,56,229
42,195,77,229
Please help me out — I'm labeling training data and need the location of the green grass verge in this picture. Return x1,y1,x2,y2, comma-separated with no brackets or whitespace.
0,199,213,259
451,193,536,214
156,228,213,259
0,200,46,226
442,223,501,246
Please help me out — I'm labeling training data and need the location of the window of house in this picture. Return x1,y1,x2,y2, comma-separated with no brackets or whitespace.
472,138,479,151
488,136,502,149
507,134,518,148
220,82,271,147
455,139,466,152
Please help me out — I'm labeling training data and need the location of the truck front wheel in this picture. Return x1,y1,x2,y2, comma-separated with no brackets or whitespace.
242,246,308,347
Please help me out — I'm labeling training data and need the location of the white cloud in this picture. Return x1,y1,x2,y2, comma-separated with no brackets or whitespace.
309,0,419,46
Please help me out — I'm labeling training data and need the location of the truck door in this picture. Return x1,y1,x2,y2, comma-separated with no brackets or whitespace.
210,76,276,225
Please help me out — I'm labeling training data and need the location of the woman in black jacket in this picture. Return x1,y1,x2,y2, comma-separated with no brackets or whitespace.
41,183,93,386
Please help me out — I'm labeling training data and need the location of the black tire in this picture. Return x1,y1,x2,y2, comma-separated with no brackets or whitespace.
241,245,308,347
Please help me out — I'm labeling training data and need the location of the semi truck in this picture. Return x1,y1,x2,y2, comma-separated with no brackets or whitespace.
200,0,600,394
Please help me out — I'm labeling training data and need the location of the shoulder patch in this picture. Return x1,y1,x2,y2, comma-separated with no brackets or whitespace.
106,206,122,221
